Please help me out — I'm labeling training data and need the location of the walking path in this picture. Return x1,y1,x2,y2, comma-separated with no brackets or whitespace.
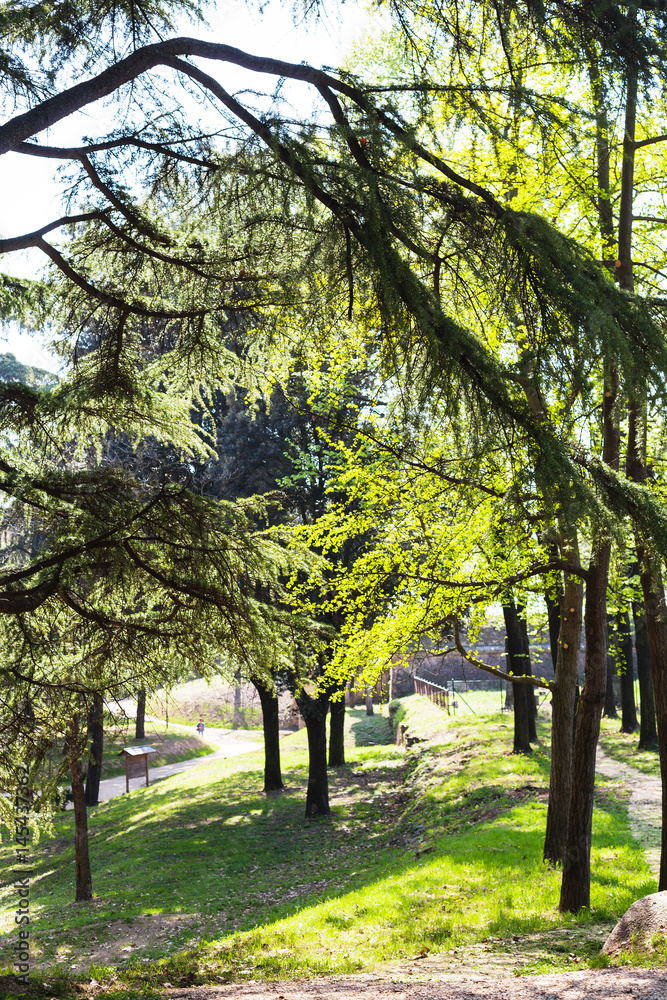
596,743,662,879
96,724,265,802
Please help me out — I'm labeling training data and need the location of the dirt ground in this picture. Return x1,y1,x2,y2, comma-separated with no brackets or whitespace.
150,968,667,1000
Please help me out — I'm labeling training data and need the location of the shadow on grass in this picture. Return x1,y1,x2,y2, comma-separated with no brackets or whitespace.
1,703,653,982
348,710,394,747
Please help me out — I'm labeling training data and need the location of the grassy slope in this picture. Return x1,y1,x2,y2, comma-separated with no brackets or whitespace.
598,716,660,777
0,696,656,998
147,678,262,729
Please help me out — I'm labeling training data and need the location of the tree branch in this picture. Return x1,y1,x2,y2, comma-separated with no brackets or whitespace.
453,620,553,690
0,212,102,254
16,137,218,169
634,133,667,149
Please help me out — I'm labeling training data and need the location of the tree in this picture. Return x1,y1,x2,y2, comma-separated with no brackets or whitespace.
6,0,667,909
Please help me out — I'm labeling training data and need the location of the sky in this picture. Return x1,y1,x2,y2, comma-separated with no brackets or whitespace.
0,0,377,371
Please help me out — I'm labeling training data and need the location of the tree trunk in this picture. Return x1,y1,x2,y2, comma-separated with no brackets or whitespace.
252,676,284,793
135,687,146,740
503,600,532,753
68,718,93,903
617,608,638,734
505,677,513,708
560,197,618,912
233,673,242,729
636,560,667,890
559,539,610,912
617,41,667,884
328,694,345,767
296,688,330,817
365,685,374,716
632,597,657,748
84,692,104,807
544,548,583,865
604,615,618,718
520,615,538,740
545,545,563,672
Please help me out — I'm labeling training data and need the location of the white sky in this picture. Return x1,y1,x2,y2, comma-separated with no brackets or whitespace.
0,0,377,371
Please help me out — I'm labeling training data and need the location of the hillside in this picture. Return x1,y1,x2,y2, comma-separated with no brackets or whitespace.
0,697,653,997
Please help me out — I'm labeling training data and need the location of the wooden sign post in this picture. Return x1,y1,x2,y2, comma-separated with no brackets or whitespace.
117,745,157,794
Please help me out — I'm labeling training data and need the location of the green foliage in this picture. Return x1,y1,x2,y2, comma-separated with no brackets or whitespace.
0,351,57,388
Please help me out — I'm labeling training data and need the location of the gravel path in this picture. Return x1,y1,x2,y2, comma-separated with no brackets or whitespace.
595,744,662,879
162,968,667,1000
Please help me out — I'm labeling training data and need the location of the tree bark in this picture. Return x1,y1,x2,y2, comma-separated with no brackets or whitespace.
604,613,618,718
632,597,657,748
559,539,610,912
544,542,583,865
328,694,345,767
296,688,330,817
617,38,667,885
636,560,667,890
84,692,104,807
135,687,146,740
68,717,93,902
617,608,638,733
251,676,284,793
503,600,532,753
233,673,242,729
545,588,562,673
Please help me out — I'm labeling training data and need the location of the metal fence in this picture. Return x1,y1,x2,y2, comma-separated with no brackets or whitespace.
414,676,450,714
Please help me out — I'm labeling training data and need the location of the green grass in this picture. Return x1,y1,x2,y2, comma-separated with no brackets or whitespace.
97,725,214,781
0,697,656,998
598,716,660,777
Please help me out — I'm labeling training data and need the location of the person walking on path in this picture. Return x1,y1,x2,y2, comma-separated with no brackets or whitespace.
196,717,205,737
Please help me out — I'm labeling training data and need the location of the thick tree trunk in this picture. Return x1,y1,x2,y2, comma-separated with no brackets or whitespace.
84,692,104,807
505,677,513,708
632,598,657,748
328,695,345,767
365,686,374,716
544,555,583,865
617,608,638,734
252,676,284,793
68,718,93,902
296,689,330,817
135,687,146,740
559,541,610,912
618,44,667,884
503,600,532,754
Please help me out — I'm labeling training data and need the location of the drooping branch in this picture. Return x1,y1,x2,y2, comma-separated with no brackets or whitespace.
0,212,102,254
453,620,553,690
36,238,228,319
16,137,218,170
0,574,60,614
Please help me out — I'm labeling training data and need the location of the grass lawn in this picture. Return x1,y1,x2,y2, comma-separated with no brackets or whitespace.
0,696,656,998
598,715,660,777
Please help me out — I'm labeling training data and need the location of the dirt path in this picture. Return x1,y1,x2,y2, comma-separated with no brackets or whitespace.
153,968,667,1000
595,743,662,879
